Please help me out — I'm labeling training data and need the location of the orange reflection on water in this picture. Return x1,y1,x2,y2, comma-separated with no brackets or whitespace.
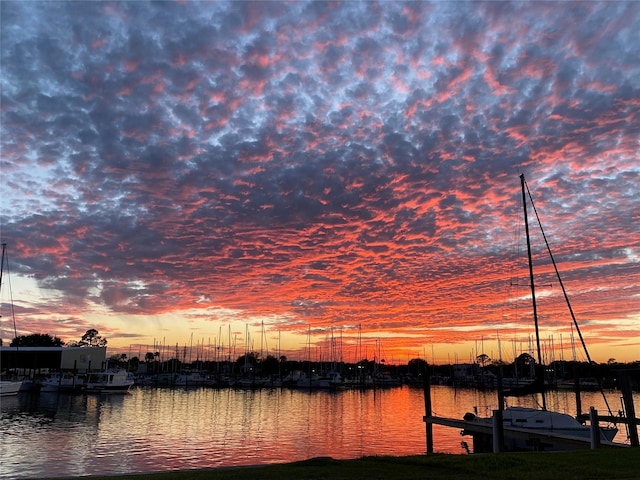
1,387,638,478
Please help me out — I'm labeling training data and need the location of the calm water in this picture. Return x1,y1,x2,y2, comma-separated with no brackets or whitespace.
1,386,637,478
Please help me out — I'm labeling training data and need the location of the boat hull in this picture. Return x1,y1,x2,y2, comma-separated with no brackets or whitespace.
0,380,22,396
85,370,134,394
40,373,85,393
462,406,618,452
84,385,133,393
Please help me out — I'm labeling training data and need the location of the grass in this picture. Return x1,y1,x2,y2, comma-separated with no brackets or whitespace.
40,449,640,480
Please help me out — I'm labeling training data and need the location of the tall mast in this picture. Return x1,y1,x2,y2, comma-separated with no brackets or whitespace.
520,174,546,410
0,243,6,292
524,176,614,417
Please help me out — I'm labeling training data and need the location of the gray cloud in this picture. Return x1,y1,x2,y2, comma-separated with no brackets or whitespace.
1,1,639,356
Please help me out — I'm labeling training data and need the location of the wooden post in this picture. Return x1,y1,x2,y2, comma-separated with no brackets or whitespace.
590,407,600,449
492,409,504,453
423,370,434,454
574,365,582,417
619,371,639,447
497,368,504,412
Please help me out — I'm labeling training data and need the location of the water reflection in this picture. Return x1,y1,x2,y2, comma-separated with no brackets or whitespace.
1,386,637,478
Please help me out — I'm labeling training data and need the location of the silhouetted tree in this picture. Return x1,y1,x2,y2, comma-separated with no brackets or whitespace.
77,328,107,347
128,356,140,372
516,352,535,365
515,352,536,378
108,354,128,368
236,352,259,373
407,358,429,375
10,333,64,347
260,355,280,376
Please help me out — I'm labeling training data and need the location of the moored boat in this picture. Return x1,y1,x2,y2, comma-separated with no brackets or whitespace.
0,379,22,396
85,369,134,393
296,372,331,389
174,371,207,387
40,372,85,393
462,406,618,451
462,175,619,452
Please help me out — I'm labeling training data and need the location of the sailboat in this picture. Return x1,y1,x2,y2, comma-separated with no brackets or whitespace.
462,175,618,451
0,243,23,396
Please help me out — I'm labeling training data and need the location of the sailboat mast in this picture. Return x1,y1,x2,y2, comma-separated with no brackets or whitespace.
520,174,546,410
0,244,6,335
523,177,615,417
0,243,6,292
1,243,20,341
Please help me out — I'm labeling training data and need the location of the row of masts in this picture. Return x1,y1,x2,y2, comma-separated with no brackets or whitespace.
126,323,393,369
474,328,582,366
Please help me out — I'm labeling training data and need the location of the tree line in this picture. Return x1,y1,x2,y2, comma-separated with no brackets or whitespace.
5,329,107,347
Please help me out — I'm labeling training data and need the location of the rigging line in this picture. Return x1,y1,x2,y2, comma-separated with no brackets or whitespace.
523,179,614,417
1,243,19,341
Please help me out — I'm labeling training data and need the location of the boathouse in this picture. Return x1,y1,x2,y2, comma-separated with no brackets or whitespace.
0,346,106,372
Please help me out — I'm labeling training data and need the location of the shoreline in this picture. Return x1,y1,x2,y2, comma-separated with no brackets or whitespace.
36,449,640,480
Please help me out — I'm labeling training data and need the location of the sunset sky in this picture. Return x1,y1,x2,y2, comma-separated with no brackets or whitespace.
1,1,639,365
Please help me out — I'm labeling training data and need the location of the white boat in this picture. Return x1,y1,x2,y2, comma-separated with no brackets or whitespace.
0,380,22,396
556,378,601,391
40,372,85,393
373,373,401,388
174,371,207,387
463,175,618,451
296,372,331,389
234,375,269,389
282,370,304,387
85,369,134,393
463,406,618,451
325,370,346,388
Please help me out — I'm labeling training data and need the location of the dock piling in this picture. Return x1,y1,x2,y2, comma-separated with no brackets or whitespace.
590,407,600,449
492,409,504,453
422,371,433,454
618,371,639,447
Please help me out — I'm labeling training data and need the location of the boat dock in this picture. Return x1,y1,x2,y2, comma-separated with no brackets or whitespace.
423,412,627,453
421,373,639,454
